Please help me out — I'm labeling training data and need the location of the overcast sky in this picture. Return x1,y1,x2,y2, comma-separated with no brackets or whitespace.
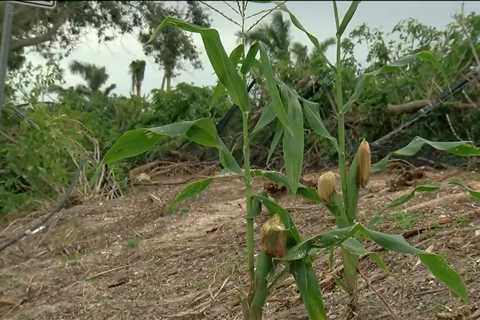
30,1,480,97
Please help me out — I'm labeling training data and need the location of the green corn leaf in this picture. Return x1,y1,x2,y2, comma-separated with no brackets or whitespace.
282,223,469,303
154,17,250,112
395,137,480,157
104,129,164,164
105,119,241,173
258,45,292,134
343,240,389,272
346,155,359,223
229,43,244,66
372,137,480,173
241,42,259,75
385,184,440,210
419,254,469,303
252,169,289,187
249,252,274,319
290,260,327,320
282,225,358,261
210,82,227,109
251,103,276,137
184,118,220,147
169,177,213,208
368,253,389,272
337,1,361,37
362,226,468,302
342,238,367,257
448,180,480,201
360,227,422,255
280,84,305,194
279,3,333,68
255,195,302,243
303,99,338,150
249,196,263,218
326,193,349,227
371,155,390,173
219,145,242,174
297,187,322,204
267,121,283,165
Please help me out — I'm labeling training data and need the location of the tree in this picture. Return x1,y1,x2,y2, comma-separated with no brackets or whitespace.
129,60,146,97
69,60,116,96
1,1,150,69
239,11,292,62
139,2,210,91
291,42,308,66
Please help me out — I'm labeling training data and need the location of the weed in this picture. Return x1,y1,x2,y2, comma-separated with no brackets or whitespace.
127,238,141,249
391,211,418,229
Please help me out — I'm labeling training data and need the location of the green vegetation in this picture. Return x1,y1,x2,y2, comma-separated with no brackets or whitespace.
1,1,480,318
103,2,479,319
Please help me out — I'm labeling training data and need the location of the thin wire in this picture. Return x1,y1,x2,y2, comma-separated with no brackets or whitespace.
198,1,240,27
199,1,241,27
236,1,242,17
246,1,287,32
223,1,240,15
245,1,285,20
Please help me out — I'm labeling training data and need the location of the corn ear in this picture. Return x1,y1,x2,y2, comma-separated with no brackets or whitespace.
357,140,371,188
260,215,287,258
317,171,336,203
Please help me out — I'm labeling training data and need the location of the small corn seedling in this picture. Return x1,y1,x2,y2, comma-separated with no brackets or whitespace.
104,1,479,319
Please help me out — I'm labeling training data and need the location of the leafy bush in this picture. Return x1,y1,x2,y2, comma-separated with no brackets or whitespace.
0,104,93,214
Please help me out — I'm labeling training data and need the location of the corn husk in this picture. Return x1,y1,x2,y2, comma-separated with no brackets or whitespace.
317,171,336,202
260,215,287,258
357,140,371,188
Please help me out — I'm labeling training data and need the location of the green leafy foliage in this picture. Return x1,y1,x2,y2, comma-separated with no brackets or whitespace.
448,181,480,201
168,178,213,209
282,223,469,303
337,1,361,37
153,17,250,112
279,85,305,194
373,138,480,172
257,45,292,134
249,252,274,319
385,184,440,209
290,260,327,320
104,118,240,173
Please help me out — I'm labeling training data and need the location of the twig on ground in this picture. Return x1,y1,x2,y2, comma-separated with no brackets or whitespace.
358,268,400,320
0,160,85,253
84,264,132,282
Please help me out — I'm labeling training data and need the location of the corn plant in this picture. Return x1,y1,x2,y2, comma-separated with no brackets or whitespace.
104,2,479,319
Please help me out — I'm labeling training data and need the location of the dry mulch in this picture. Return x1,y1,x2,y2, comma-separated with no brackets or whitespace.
1,165,480,320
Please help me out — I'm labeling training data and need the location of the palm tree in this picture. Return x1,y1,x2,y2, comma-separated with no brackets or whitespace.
129,60,146,96
69,60,116,95
238,11,291,62
291,42,309,66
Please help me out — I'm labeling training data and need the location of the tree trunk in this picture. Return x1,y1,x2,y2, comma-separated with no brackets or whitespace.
161,75,166,91
387,99,478,113
136,82,141,97
166,76,171,92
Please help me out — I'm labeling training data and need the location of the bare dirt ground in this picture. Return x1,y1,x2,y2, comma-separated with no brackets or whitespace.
1,164,480,320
